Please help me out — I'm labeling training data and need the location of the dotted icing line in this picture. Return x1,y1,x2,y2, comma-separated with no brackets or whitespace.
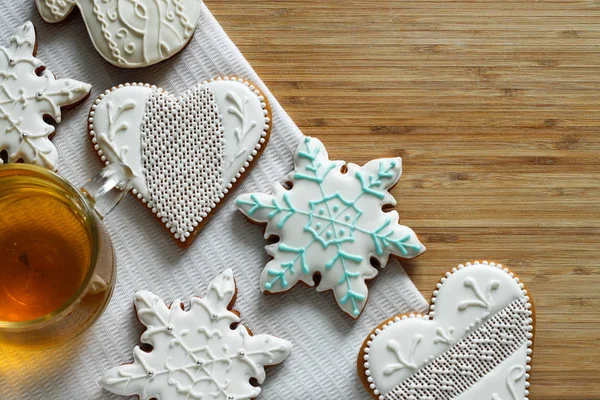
88,77,270,243
361,261,534,400
141,84,223,241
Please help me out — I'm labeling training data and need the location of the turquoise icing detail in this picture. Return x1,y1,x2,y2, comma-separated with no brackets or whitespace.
306,192,361,248
355,160,399,200
235,137,425,317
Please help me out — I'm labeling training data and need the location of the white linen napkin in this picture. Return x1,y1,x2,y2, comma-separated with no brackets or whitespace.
0,2,428,398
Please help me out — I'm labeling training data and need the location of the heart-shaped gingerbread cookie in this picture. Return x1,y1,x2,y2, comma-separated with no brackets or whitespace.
358,261,535,400
89,77,271,246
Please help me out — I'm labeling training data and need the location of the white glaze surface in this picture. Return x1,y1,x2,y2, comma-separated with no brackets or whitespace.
433,263,524,337
89,78,270,243
236,137,425,318
367,318,445,395
89,85,152,196
0,3,430,400
362,262,533,400
206,80,268,188
0,22,91,170
99,269,292,400
36,0,202,68
456,343,528,400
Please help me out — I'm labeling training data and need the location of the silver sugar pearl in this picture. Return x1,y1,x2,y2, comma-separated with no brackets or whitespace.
37,92,43,97
238,351,245,358
167,325,173,331
212,313,218,320
148,370,154,377
196,360,203,366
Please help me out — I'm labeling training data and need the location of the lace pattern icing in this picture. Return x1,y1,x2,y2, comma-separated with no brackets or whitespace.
360,261,534,400
386,297,530,400
141,84,224,240
88,77,270,245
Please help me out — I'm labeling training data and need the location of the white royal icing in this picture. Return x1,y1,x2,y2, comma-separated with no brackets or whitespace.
89,77,269,243
236,137,425,318
99,269,292,400
361,261,534,400
88,84,152,196
207,80,270,186
35,0,201,68
457,344,528,400
0,22,91,170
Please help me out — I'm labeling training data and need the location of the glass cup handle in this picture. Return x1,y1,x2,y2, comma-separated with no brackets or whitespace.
80,163,134,219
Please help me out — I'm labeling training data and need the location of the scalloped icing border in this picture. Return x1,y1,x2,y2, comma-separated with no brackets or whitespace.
359,260,535,400
87,76,271,244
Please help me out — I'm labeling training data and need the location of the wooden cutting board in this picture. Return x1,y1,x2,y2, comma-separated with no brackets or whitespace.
207,1,600,398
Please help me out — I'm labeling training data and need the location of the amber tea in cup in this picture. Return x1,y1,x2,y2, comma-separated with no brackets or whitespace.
0,163,132,347
0,175,92,322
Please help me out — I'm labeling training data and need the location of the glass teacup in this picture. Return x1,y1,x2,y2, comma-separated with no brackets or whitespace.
0,163,132,348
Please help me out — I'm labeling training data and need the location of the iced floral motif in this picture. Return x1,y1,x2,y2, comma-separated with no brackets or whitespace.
35,0,201,68
99,269,292,400
0,22,91,170
359,262,534,400
236,137,425,318
383,336,422,376
88,78,270,245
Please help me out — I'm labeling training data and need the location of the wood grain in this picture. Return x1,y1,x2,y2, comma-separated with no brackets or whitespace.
206,1,600,398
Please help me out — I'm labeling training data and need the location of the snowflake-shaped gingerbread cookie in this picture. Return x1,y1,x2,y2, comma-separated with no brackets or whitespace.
99,269,292,400
0,22,91,170
236,137,425,318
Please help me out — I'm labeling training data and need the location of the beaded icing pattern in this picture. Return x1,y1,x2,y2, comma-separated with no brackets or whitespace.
88,77,270,245
360,261,534,400
141,84,224,240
